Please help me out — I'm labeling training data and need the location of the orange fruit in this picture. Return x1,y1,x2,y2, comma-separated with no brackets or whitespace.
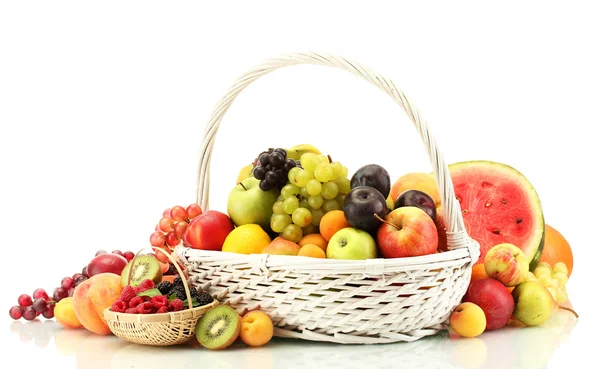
470,264,488,284
539,224,574,277
319,210,350,241
299,233,328,252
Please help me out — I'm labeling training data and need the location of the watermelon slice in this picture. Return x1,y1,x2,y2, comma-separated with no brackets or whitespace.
448,161,545,271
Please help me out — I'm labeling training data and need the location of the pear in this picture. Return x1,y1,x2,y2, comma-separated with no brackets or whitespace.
512,281,559,326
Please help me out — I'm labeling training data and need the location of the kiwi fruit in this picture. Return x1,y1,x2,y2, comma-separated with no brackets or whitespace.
195,305,241,349
120,255,163,286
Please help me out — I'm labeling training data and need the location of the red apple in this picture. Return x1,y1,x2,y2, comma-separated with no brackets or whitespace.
463,278,514,330
376,206,438,258
86,253,128,277
183,210,234,251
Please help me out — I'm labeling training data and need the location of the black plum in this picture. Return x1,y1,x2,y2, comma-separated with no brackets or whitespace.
394,190,436,220
350,164,391,198
343,186,388,233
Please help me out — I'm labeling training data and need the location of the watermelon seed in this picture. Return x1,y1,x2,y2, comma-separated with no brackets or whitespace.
492,229,501,234
502,198,507,205
516,218,523,224
462,209,468,214
485,201,492,208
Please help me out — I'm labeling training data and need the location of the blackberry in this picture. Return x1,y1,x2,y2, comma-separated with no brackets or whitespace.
169,285,187,301
195,292,214,306
173,276,184,286
156,281,173,295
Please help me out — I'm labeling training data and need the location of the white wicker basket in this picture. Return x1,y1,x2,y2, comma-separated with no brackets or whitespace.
175,52,480,344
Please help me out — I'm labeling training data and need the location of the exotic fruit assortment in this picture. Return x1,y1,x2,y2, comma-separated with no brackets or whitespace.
7,143,579,348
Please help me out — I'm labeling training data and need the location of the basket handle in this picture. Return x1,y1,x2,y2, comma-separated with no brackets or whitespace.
127,247,194,309
195,52,479,260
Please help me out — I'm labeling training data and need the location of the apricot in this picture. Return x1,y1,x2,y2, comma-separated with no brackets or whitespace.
72,273,123,335
298,244,326,258
54,297,83,329
240,310,274,347
262,237,300,256
298,233,328,252
450,302,486,338
319,210,350,241
389,172,441,207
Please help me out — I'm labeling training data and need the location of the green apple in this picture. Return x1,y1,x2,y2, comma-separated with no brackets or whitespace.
227,177,278,231
326,227,377,260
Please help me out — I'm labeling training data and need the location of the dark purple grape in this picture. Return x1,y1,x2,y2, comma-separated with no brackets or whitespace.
32,298,47,313
53,288,68,302
268,152,285,167
74,275,87,287
253,166,267,180
259,153,270,166
284,159,297,172
259,180,274,191
394,190,436,220
265,171,278,183
274,148,287,157
42,306,54,319
22,307,36,321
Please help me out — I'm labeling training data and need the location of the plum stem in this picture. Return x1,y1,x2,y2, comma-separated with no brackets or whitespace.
238,182,247,191
373,213,399,231
558,306,579,318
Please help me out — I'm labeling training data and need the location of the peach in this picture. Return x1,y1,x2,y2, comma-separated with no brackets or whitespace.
450,302,487,338
435,205,448,252
463,278,514,330
376,207,438,258
389,172,441,207
72,273,123,335
240,310,274,347
54,297,83,329
261,237,300,256
319,210,350,241
484,243,528,287
298,244,326,258
298,233,328,252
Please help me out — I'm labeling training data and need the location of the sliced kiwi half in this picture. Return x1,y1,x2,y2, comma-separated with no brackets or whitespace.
120,255,163,286
196,305,241,350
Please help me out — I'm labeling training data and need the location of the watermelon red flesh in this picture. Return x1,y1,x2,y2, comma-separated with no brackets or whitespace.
449,161,545,269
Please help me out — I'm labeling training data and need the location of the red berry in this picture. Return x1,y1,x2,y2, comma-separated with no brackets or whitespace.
173,221,188,239
150,295,169,309
165,231,180,247
125,308,137,314
119,286,137,303
112,250,124,257
139,279,155,291
61,277,75,290
18,294,33,307
159,217,174,232
186,204,203,220
9,306,24,320
150,231,166,247
170,206,187,222
137,301,155,314
110,300,128,313
32,298,48,313
42,305,55,319
156,306,168,314
22,307,37,321
168,299,184,312
32,289,49,301
53,288,68,302
129,296,145,309
95,250,107,256
123,251,135,262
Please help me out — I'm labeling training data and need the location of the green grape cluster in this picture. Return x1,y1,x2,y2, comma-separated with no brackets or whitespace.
530,261,569,303
269,153,350,242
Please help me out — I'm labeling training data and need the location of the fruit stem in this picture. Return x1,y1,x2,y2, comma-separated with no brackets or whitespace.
373,213,399,231
558,306,579,318
238,182,247,191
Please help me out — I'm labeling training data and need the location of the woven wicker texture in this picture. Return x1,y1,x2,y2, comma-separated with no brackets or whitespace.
179,52,480,344
103,247,218,346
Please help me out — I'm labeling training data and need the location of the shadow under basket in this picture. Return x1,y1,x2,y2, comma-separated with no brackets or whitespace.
178,51,481,344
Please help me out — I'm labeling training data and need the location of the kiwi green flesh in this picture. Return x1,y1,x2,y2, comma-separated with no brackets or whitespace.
196,306,241,349
120,255,162,286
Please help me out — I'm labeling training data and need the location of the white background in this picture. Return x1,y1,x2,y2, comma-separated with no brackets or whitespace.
1,1,598,368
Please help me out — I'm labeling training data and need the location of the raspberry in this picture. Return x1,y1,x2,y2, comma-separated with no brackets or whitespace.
119,286,137,304
139,279,155,291
150,295,168,309
136,301,155,314
110,300,127,313
129,296,145,308
168,298,184,312
156,306,168,314
125,308,137,314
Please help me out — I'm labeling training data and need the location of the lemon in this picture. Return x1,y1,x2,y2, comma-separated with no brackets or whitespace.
222,224,271,254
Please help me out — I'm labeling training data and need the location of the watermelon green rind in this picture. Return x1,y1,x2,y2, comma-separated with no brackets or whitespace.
448,161,544,271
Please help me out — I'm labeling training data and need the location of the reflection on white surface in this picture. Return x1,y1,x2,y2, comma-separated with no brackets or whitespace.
7,310,578,369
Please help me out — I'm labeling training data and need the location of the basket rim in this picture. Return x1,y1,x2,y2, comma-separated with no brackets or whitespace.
103,299,218,324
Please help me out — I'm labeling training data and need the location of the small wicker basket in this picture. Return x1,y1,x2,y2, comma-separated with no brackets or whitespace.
176,52,481,344
103,247,218,346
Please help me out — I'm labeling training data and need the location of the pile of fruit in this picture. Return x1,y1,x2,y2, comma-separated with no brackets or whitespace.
7,142,578,349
